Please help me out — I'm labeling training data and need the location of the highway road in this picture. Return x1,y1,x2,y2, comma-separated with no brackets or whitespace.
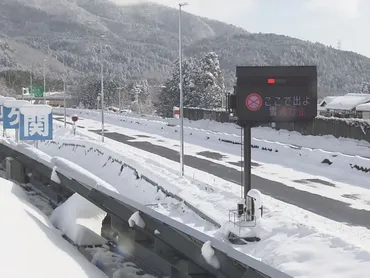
53,115,369,228
88,129,369,229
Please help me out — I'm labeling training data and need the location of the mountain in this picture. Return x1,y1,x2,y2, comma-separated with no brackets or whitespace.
0,0,369,97
185,33,370,94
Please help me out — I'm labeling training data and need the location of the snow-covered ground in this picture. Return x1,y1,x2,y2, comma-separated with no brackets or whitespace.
0,178,106,278
54,108,370,158
52,114,370,207
2,111,370,277
53,109,370,191
31,122,370,277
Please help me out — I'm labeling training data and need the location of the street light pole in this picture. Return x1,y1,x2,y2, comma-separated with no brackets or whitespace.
29,70,33,102
62,55,67,128
179,2,188,177
43,58,47,104
118,88,121,110
63,79,66,128
100,38,105,142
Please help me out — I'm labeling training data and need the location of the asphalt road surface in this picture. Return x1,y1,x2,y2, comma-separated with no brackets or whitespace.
87,129,369,229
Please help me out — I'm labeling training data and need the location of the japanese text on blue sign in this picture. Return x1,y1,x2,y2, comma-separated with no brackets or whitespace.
19,106,53,141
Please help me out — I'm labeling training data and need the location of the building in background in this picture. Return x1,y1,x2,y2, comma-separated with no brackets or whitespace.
356,103,370,120
318,93,370,119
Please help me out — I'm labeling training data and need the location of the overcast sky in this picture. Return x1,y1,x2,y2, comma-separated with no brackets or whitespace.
111,0,369,58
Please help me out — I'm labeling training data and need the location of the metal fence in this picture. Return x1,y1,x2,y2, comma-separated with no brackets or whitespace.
183,108,370,142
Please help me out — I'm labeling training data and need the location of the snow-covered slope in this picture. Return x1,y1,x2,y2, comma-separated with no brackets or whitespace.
30,125,370,278
0,178,106,278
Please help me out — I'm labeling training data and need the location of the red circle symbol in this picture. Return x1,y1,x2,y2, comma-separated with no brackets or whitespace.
245,93,263,111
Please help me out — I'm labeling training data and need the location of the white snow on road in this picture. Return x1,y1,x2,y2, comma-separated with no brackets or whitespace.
52,115,370,211
54,108,370,157
0,178,106,278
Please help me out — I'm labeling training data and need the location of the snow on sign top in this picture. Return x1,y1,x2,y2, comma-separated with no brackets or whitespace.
20,105,53,116
3,100,30,108
0,97,15,105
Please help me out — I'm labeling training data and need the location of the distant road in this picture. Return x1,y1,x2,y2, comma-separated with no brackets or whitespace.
86,128,370,229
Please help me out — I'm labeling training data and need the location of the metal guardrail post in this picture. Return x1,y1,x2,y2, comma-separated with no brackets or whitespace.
5,157,26,184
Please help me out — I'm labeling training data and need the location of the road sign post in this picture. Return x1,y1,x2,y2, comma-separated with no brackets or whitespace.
3,100,31,142
19,105,53,142
233,65,317,219
71,115,78,135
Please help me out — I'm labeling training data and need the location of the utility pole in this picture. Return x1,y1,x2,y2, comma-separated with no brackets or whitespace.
43,58,47,104
178,2,188,177
30,70,33,103
118,87,121,110
63,79,66,128
62,56,67,128
100,37,105,142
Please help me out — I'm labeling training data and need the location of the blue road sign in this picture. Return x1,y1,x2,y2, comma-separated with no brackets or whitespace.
3,100,30,129
0,97,16,122
19,105,53,141
3,106,21,129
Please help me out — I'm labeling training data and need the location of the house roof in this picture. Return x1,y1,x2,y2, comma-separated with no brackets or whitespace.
356,102,370,112
325,93,370,111
317,96,337,111
318,96,337,107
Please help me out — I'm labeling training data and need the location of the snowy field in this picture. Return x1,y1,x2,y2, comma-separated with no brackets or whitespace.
27,121,370,277
53,109,370,191
0,178,106,278
53,113,370,202
1,111,370,277
54,108,370,158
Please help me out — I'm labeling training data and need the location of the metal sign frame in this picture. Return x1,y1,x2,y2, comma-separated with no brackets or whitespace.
235,66,317,125
234,66,318,200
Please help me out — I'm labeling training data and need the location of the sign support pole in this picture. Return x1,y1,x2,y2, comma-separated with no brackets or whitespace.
243,124,252,199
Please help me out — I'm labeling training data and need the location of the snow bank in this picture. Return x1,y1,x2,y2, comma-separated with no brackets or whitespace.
40,133,221,228
51,166,61,184
41,139,182,206
0,178,106,278
128,211,145,228
0,138,52,166
49,157,122,246
201,241,220,269
50,192,107,246
51,157,119,193
249,137,370,176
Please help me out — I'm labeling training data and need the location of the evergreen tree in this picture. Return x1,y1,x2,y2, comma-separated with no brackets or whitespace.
198,52,225,109
128,79,150,103
360,82,370,94
155,58,201,116
155,76,178,117
155,52,226,116
78,74,119,108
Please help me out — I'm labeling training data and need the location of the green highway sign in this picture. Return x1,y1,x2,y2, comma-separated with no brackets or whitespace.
29,86,44,97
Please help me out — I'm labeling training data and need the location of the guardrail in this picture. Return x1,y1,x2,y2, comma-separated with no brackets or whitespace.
0,142,292,278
